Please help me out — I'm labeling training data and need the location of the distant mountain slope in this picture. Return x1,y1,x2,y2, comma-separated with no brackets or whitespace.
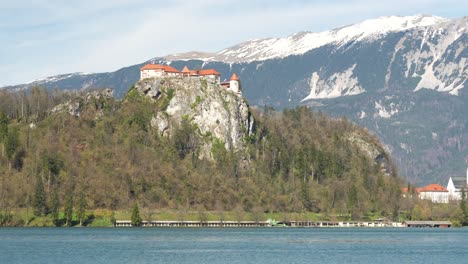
2,15,467,184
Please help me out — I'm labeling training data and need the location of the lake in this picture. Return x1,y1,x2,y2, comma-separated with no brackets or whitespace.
1,227,467,263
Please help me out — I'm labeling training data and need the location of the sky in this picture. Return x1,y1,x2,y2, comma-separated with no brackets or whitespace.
0,0,466,86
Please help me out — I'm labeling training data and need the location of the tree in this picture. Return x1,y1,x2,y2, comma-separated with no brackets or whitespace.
0,111,7,157
50,188,60,226
131,203,142,227
460,188,467,226
33,176,47,216
4,126,19,170
76,190,86,226
64,192,73,227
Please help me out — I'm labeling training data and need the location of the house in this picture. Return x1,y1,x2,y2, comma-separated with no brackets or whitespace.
401,183,449,203
447,168,468,200
140,64,180,79
403,221,451,228
416,184,449,203
197,69,221,84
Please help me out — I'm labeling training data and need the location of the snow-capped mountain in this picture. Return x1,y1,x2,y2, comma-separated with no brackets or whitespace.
166,15,448,63
2,14,467,184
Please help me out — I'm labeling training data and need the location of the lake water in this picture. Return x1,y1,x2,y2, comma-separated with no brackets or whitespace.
1,227,467,263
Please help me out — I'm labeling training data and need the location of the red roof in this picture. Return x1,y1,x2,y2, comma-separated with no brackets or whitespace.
181,66,190,73
230,73,239,81
140,64,180,73
198,69,220,76
416,184,448,193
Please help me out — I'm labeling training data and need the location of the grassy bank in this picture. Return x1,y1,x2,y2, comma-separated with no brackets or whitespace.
1,208,396,227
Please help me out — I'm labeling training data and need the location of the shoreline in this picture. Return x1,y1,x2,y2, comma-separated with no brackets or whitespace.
112,220,452,228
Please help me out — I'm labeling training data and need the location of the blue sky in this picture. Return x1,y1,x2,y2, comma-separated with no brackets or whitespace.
0,0,466,86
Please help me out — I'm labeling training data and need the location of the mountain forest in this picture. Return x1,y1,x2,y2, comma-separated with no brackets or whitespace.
0,86,413,226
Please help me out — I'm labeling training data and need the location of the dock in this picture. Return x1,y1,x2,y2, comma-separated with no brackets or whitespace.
113,220,407,228
114,220,269,227
402,221,452,228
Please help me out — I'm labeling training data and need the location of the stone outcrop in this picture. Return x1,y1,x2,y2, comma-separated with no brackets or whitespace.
134,77,254,157
51,88,113,118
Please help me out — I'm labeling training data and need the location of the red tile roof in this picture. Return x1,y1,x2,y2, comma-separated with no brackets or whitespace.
198,69,220,76
181,66,190,73
416,184,448,193
230,73,239,81
140,64,180,73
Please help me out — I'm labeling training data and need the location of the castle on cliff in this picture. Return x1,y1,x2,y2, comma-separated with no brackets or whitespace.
140,64,241,95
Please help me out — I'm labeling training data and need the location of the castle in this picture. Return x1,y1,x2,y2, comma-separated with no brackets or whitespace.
140,64,241,95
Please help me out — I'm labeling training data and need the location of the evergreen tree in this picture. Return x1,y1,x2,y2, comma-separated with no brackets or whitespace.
5,127,18,160
33,176,46,216
64,192,73,227
131,203,142,227
76,191,86,226
0,111,7,157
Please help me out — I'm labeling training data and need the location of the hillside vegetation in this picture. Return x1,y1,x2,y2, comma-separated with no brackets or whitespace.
0,86,402,226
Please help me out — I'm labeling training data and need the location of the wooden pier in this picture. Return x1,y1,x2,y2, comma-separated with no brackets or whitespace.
114,220,405,228
114,220,269,227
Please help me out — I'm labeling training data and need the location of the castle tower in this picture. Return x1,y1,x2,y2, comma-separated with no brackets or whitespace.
181,66,190,77
229,73,240,93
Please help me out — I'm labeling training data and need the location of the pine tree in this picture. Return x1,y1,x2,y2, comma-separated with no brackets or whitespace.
131,203,142,227
33,176,46,216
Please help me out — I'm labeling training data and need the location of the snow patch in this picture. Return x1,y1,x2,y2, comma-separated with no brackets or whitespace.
400,143,412,153
359,111,367,119
302,64,365,100
374,101,399,118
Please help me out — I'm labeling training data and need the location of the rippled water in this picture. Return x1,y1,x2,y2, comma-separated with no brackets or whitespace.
1,227,467,263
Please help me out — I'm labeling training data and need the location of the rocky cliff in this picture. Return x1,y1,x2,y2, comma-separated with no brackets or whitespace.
133,77,254,158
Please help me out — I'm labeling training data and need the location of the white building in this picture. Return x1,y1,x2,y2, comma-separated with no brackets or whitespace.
140,64,241,96
416,184,449,203
140,64,180,79
220,73,242,95
447,168,468,200
228,73,241,94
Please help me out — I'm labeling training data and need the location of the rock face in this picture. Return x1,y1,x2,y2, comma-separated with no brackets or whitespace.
51,88,113,118
135,77,254,157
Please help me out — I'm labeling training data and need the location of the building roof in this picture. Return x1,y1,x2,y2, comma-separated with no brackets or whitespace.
230,73,239,81
403,221,451,225
181,66,190,73
417,184,448,193
198,69,220,76
450,177,467,189
140,64,180,73
189,70,198,76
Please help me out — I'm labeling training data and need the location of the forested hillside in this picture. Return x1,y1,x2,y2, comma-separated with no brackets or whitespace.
0,86,402,226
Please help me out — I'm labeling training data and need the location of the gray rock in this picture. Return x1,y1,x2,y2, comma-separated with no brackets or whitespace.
139,76,254,159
